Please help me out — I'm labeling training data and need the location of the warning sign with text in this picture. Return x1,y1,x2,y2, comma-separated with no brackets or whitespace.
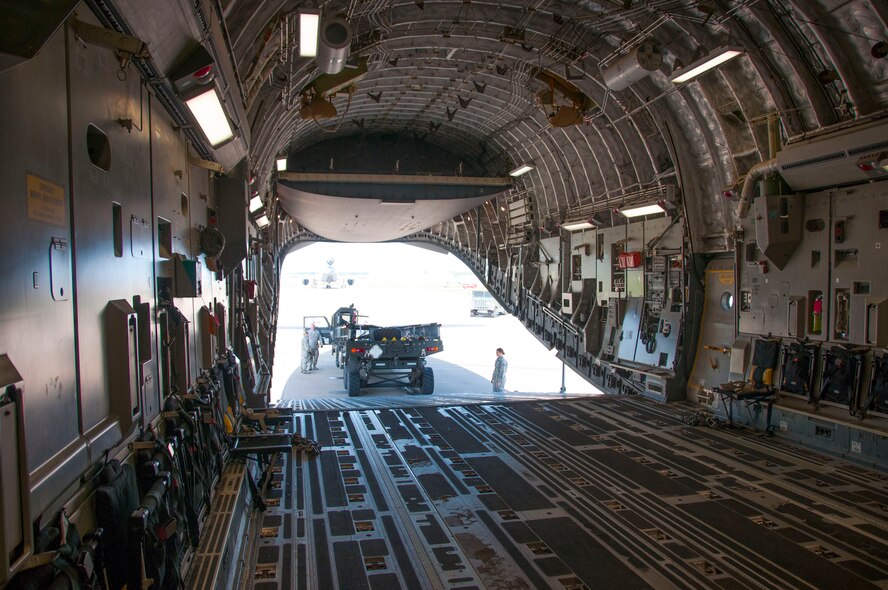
27,173,66,226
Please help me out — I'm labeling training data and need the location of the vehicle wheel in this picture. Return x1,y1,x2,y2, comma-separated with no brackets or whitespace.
420,367,434,395
347,371,361,397
335,353,340,368
470,310,477,317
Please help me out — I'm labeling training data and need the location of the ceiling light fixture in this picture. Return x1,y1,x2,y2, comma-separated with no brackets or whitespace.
380,199,416,205
299,9,321,58
509,164,534,177
669,46,743,84
276,156,287,171
169,45,235,148
561,220,596,231
619,203,667,218
183,87,234,147
255,213,270,228
249,195,263,212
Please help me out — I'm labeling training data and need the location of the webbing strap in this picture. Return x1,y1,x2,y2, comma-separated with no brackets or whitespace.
244,466,267,512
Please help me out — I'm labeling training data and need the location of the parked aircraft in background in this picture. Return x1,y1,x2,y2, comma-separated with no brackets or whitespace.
298,258,366,288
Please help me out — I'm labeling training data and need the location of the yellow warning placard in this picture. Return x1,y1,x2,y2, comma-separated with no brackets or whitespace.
27,173,66,226
717,270,734,286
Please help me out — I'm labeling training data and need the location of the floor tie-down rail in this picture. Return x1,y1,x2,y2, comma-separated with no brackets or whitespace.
188,407,304,590
239,396,888,589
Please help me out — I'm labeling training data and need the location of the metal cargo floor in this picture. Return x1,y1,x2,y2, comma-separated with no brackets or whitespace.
245,396,888,589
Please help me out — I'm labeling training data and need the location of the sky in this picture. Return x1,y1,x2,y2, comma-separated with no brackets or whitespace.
282,242,474,278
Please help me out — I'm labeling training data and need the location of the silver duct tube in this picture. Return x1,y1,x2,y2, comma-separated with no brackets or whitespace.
736,112,781,222
735,158,779,221
316,18,352,75
601,41,662,92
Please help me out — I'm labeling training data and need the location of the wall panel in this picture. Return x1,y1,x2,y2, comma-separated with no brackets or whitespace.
151,102,196,393
188,160,228,372
67,11,157,439
830,187,888,345
738,193,830,339
0,25,83,515
687,260,736,401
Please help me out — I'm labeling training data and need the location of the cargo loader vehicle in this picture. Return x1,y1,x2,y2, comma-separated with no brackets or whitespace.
341,319,443,396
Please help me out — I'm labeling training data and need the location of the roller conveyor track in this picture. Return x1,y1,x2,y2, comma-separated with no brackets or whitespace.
244,396,888,589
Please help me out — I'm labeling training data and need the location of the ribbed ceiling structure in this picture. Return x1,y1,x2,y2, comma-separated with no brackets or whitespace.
228,0,887,251
118,0,888,252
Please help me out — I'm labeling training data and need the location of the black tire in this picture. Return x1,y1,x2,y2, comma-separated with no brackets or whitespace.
347,371,361,397
470,310,477,317
421,366,434,395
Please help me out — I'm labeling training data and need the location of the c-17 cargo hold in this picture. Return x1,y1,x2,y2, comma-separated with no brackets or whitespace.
2,2,888,589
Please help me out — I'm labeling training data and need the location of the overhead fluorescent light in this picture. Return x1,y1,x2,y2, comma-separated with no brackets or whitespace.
299,9,320,58
619,203,666,218
509,164,534,177
379,199,415,205
276,157,287,171
669,46,743,84
183,87,233,147
255,213,270,228
249,195,263,212
561,220,596,231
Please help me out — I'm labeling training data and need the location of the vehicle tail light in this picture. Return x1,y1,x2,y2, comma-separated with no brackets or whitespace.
425,346,439,352
351,347,365,354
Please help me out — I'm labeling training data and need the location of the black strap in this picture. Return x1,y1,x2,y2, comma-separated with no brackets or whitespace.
858,357,888,416
50,545,82,590
152,435,196,551
244,465,267,512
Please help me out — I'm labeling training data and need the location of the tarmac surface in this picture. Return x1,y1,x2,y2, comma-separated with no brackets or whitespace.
271,280,601,403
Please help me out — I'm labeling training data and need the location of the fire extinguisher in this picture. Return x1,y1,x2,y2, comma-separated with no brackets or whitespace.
812,295,823,334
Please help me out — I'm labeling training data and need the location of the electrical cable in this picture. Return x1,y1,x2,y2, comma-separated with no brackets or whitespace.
310,88,354,133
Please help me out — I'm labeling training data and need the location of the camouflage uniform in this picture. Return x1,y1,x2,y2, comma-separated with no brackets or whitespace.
308,325,321,369
300,331,311,374
492,352,508,392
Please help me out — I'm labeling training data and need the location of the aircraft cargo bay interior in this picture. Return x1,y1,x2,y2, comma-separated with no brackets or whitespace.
2,1,888,588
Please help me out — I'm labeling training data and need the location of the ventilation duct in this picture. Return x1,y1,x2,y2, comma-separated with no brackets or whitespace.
316,18,352,75
753,194,802,270
776,118,888,191
601,41,662,92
